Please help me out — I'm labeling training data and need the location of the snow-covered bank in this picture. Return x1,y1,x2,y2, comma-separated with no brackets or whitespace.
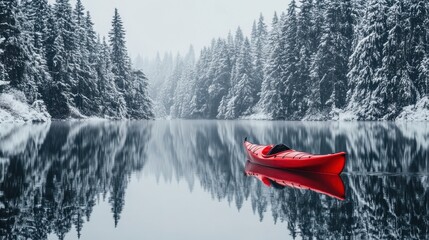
246,101,429,122
0,89,51,123
396,97,429,121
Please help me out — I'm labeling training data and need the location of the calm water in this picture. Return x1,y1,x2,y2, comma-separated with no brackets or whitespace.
0,120,428,240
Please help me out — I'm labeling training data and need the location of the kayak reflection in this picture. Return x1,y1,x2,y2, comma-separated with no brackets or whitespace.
245,161,346,200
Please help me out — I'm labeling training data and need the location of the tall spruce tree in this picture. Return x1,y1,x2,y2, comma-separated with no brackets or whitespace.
0,0,27,87
43,4,70,117
410,0,429,97
171,46,196,118
43,0,79,117
282,0,300,119
251,14,268,106
310,0,353,114
23,0,50,55
379,1,418,119
347,0,389,119
292,0,315,119
191,48,212,118
74,0,98,116
0,0,48,103
207,40,231,118
128,70,154,119
256,12,285,119
109,8,130,92
95,37,127,118
217,38,254,119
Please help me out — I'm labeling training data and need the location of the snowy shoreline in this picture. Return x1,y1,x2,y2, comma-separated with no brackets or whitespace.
0,89,51,123
1,88,428,123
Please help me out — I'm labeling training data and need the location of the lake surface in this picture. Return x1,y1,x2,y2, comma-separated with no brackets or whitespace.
0,120,428,239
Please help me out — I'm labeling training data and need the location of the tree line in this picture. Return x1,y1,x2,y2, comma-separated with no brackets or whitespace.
145,0,429,120
0,0,154,119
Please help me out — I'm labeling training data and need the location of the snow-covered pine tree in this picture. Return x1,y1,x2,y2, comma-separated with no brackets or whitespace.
74,0,99,116
409,0,428,97
347,0,389,120
171,46,195,118
43,0,80,117
205,40,231,118
147,52,174,117
251,14,268,106
292,0,315,119
0,0,28,86
282,0,300,119
128,70,154,119
311,0,326,52
218,28,247,119
418,1,429,97
95,37,127,118
42,4,70,117
150,52,174,117
217,29,242,116
310,0,353,115
22,0,50,55
109,8,131,93
191,48,212,118
379,1,418,119
226,31,236,66
256,12,286,119
159,54,184,116
17,0,51,102
109,8,153,119
234,27,244,52
85,11,98,82
218,38,255,119
0,0,49,103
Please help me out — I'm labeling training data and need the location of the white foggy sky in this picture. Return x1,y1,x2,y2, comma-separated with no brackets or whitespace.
49,0,291,59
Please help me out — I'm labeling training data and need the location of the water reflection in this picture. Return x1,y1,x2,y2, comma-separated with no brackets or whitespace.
244,161,346,200
0,121,428,239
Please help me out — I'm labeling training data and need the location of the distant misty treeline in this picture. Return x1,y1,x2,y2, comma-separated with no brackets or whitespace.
143,0,429,120
0,0,153,119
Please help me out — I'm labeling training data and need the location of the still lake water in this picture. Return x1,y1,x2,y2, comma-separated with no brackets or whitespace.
0,120,428,239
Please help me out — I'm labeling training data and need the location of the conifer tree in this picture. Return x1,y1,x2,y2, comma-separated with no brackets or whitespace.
282,0,300,119
128,70,154,119
347,0,389,119
218,38,254,119
23,0,50,55
256,12,285,119
95,37,127,118
109,8,130,92
0,0,27,86
191,48,212,118
379,1,419,119
409,0,428,96
0,0,48,102
311,0,353,114
251,14,268,105
206,40,231,118
171,46,196,118
74,0,98,116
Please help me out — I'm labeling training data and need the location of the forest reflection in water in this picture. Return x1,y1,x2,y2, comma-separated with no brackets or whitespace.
0,120,427,239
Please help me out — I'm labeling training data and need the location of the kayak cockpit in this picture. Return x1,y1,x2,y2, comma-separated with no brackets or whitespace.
261,144,291,157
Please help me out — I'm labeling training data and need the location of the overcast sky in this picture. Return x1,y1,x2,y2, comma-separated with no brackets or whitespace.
49,0,291,59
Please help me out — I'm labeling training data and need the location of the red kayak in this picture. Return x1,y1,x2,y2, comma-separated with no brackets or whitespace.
244,139,346,175
245,161,345,200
